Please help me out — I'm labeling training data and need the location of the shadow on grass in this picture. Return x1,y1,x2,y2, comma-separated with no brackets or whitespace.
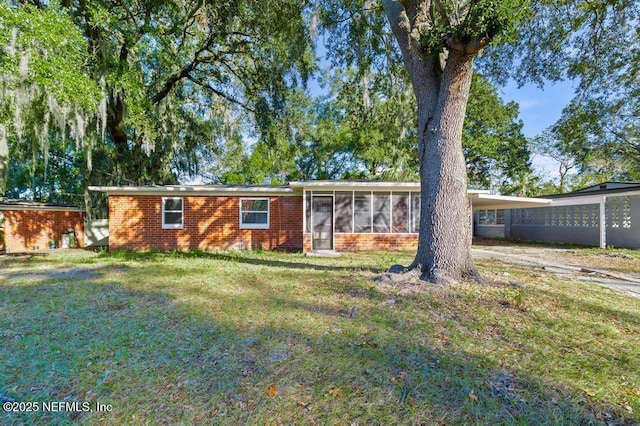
99,249,382,273
472,237,596,250
0,262,636,424
537,284,640,327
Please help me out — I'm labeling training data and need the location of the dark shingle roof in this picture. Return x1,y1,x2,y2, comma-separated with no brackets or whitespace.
0,198,80,209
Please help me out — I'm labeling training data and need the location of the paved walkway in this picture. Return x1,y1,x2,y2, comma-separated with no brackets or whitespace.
472,247,640,298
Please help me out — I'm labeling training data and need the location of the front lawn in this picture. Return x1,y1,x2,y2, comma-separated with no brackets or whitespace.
1,249,638,424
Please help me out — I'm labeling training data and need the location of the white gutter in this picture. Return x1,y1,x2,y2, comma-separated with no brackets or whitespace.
88,185,296,196
289,181,423,191
547,195,606,206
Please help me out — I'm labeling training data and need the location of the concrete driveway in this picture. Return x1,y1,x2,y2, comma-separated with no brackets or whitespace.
472,241,640,298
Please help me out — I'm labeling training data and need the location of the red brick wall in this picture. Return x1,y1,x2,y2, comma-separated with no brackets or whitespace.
303,232,417,252
303,234,312,252
2,209,86,252
108,195,304,252
335,233,417,251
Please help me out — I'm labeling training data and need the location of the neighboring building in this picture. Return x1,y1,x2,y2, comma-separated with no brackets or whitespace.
0,199,85,252
473,208,507,239
476,182,640,249
90,181,549,253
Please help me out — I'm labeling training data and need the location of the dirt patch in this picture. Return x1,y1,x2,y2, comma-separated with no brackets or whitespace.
0,264,105,285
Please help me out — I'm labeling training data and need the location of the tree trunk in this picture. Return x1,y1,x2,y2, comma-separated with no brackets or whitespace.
413,49,480,284
0,125,7,196
382,0,482,284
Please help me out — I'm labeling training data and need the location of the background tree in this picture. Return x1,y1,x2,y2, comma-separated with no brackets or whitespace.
215,67,531,192
0,2,100,197
531,131,579,193
486,0,640,189
2,0,315,214
464,73,530,193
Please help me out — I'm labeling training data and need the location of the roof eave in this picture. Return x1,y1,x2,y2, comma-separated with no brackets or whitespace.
88,185,296,196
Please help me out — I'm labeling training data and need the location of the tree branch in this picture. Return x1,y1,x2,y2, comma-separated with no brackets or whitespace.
445,35,490,54
150,61,198,104
382,0,414,67
432,0,452,26
149,32,218,104
186,76,256,113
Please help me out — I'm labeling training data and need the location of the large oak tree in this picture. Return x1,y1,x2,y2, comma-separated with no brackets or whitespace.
376,0,527,283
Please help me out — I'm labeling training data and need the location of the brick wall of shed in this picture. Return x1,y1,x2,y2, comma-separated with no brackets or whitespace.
108,195,304,251
2,210,85,252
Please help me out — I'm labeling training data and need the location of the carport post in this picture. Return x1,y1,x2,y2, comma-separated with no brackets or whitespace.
599,196,606,249
469,198,474,240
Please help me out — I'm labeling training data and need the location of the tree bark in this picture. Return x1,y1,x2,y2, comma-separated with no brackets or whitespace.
382,0,482,284
416,49,480,284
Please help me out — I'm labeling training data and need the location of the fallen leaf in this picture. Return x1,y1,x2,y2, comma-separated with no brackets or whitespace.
469,390,478,402
297,401,309,408
329,388,344,398
266,384,276,396
583,389,596,397
624,405,633,413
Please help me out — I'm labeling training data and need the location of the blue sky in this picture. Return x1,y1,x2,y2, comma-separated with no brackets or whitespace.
500,80,576,178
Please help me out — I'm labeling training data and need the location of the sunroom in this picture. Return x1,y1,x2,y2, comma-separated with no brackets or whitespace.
290,181,551,252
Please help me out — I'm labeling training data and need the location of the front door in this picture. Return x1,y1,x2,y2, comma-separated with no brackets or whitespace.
312,196,333,250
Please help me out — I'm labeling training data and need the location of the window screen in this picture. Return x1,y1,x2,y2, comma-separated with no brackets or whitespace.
478,210,487,225
486,209,496,225
162,197,183,228
335,192,353,233
411,192,421,233
354,192,371,233
373,192,391,233
392,192,410,233
240,198,269,229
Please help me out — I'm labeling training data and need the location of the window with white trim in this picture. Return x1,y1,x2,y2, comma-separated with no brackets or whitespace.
240,198,269,229
162,197,183,229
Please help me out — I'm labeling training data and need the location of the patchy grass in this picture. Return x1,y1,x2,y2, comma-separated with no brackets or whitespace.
0,248,639,425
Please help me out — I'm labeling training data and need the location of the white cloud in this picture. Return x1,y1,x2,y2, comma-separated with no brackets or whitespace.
517,99,544,110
